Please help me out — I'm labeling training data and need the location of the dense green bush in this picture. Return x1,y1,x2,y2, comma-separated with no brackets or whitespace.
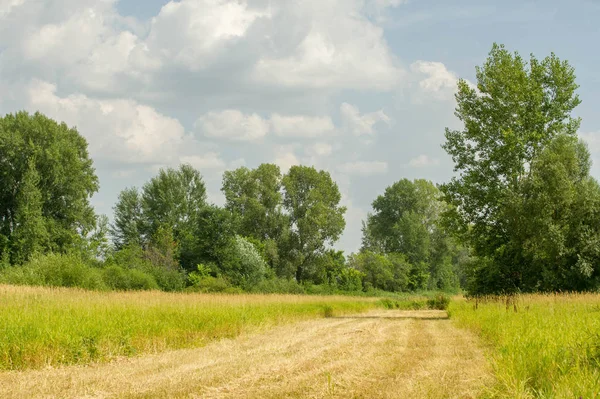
0,253,107,290
102,265,159,291
250,277,305,294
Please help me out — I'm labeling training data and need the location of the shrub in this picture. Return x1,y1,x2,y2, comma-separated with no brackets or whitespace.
0,253,107,290
102,265,159,291
427,294,450,310
187,276,232,293
250,277,305,294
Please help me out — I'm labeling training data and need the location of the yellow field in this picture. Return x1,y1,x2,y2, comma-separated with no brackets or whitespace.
0,285,376,371
0,309,491,399
449,293,600,398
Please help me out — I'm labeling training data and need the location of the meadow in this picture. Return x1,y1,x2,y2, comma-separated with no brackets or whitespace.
0,284,381,371
449,293,600,398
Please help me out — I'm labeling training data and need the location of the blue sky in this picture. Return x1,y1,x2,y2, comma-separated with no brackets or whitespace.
1,0,599,253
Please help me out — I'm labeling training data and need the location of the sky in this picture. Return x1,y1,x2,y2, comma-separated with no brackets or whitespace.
1,0,599,253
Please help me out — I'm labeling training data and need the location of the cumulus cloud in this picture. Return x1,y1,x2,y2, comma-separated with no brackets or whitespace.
410,61,461,102
252,2,403,90
273,145,300,172
409,155,440,168
270,114,335,138
307,143,333,157
26,79,190,166
179,153,227,170
337,161,388,176
340,103,391,136
196,109,269,141
145,0,269,70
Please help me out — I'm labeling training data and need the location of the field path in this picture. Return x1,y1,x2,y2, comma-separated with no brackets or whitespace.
0,309,492,399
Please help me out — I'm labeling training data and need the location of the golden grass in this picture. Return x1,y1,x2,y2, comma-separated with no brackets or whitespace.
0,309,492,399
0,284,377,371
449,293,600,398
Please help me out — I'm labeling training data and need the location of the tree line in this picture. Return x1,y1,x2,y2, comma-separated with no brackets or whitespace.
1,43,599,295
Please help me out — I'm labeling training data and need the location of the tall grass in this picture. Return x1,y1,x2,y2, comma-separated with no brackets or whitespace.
449,293,600,398
0,285,377,371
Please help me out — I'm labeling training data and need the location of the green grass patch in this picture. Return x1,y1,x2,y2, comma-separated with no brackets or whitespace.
0,284,378,371
449,293,600,398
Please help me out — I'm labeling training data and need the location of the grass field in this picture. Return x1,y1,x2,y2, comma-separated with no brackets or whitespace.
449,293,600,398
0,285,380,371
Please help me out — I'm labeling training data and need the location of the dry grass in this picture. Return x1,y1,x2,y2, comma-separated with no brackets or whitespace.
0,309,492,399
0,285,376,370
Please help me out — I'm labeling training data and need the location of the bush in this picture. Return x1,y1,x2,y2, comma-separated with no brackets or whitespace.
250,277,305,294
0,253,107,290
427,294,450,310
187,276,232,293
101,265,159,291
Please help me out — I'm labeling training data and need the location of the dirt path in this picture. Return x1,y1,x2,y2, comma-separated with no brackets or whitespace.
0,310,492,399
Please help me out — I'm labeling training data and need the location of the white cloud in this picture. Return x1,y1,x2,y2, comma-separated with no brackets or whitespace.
270,114,335,138
340,102,391,136
337,161,388,176
409,154,440,167
179,153,227,170
273,145,299,172
307,143,333,157
0,0,25,18
253,2,403,90
145,0,268,70
579,132,600,152
196,110,269,141
26,79,187,165
410,61,462,103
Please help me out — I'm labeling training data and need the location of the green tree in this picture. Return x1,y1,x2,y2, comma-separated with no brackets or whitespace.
222,164,288,241
111,187,143,250
11,159,48,263
362,179,444,265
441,44,585,293
282,166,346,281
112,164,208,271
0,111,98,260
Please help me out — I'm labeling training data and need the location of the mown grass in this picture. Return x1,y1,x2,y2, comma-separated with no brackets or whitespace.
0,285,377,371
449,293,600,398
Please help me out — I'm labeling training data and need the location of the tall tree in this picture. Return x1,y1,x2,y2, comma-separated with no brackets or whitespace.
222,163,288,241
11,159,48,263
362,179,443,265
0,111,98,260
282,166,346,281
111,187,143,250
441,44,586,293
111,164,207,271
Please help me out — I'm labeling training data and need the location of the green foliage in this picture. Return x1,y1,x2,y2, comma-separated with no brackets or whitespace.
219,236,267,288
107,242,185,292
102,265,159,291
249,277,306,294
379,294,450,310
336,267,365,292
111,164,207,272
441,43,588,294
426,294,450,310
0,111,98,261
11,159,48,264
111,187,143,250
222,164,288,242
0,253,107,290
282,165,347,281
